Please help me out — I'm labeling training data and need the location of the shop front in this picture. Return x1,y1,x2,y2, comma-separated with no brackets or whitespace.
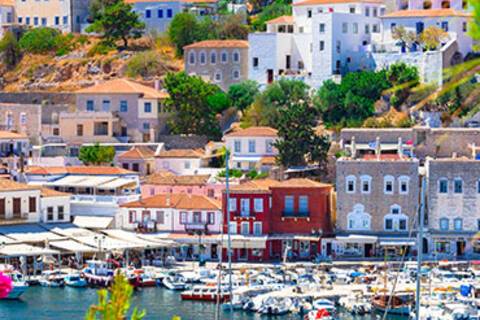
268,235,321,261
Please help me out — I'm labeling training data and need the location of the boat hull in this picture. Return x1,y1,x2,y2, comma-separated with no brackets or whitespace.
181,293,230,302
5,285,28,299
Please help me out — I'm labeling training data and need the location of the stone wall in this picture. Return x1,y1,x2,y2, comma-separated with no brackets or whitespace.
0,92,76,106
157,135,209,150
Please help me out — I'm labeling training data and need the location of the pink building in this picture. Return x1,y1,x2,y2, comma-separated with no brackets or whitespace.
141,171,225,200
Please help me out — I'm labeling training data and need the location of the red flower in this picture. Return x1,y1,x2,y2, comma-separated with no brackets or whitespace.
0,272,13,299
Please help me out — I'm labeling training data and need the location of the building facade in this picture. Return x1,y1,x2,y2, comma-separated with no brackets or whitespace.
0,179,40,223
184,40,249,91
155,148,208,175
116,146,156,177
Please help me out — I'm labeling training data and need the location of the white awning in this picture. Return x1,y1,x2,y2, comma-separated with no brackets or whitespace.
49,227,97,238
47,176,116,188
72,235,143,250
101,229,172,248
0,244,60,257
221,235,267,249
336,235,378,243
97,178,136,189
49,239,97,253
268,234,320,241
231,156,262,162
5,231,65,243
379,240,416,247
0,235,18,244
73,216,113,229
46,176,88,187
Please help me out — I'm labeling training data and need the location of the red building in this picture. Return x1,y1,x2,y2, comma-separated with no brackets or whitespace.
222,178,333,262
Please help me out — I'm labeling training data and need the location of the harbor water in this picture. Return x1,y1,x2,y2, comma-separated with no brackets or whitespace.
0,286,406,320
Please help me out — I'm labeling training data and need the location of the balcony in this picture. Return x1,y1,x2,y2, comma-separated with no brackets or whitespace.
282,211,310,218
184,222,209,234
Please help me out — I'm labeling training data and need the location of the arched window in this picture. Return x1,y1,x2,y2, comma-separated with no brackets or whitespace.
188,51,195,65
398,176,410,195
360,175,372,194
232,50,240,63
199,51,206,65
384,175,394,194
346,175,356,193
210,51,216,64
438,178,448,194
454,218,463,231
384,205,408,231
232,69,240,80
439,218,449,231
423,0,432,9
214,70,222,82
221,50,228,63
441,0,450,8
347,204,371,231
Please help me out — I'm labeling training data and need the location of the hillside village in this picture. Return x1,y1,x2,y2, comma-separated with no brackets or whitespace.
0,0,475,277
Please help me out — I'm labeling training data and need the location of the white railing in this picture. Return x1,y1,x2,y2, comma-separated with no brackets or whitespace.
71,194,140,205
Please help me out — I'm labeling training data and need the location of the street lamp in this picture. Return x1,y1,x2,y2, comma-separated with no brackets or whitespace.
94,235,106,260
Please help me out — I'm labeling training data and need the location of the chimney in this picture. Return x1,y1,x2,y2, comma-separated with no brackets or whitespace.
154,79,160,91
351,136,357,159
166,194,171,207
397,137,403,159
149,128,156,142
375,136,381,160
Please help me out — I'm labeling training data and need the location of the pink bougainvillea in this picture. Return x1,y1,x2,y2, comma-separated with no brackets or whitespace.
0,272,12,299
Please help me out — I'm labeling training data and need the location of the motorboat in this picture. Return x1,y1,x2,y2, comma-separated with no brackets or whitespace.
258,296,293,315
181,284,231,302
372,292,413,315
312,299,337,316
81,260,115,287
305,308,336,320
127,269,156,288
64,274,87,288
39,270,65,287
0,266,29,299
162,274,187,290
339,292,371,315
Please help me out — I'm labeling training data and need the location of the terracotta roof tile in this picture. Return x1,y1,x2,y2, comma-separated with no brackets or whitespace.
225,126,278,138
121,193,221,210
294,0,382,6
383,8,472,18
0,131,27,139
266,15,294,24
25,166,136,175
230,178,281,193
260,156,276,165
273,178,332,188
117,147,156,160
184,40,249,49
40,188,71,198
144,173,210,185
76,79,168,99
0,179,39,192
0,0,14,6
156,149,205,159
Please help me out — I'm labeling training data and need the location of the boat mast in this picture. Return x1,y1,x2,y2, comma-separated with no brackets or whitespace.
225,149,233,314
415,176,426,320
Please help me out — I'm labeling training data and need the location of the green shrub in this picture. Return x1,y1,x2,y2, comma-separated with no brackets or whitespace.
19,28,60,54
126,50,163,77
87,41,115,56
54,33,76,56
0,31,21,68
207,91,231,114
217,168,243,178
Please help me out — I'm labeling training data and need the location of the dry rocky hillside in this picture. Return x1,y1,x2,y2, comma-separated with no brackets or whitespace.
0,36,183,92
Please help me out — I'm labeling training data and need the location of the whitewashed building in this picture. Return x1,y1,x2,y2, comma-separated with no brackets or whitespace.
155,149,208,175
40,188,71,224
0,179,40,223
224,126,278,171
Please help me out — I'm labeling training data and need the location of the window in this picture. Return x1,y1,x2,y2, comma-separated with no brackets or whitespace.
266,139,273,153
234,140,241,153
53,128,59,136
184,161,191,169
63,16,68,25
143,122,150,130
86,100,94,111
253,222,262,236
156,211,164,224
102,100,110,111
132,163,139,172
157,9,163,18
145,9,151,18
336,40,341,54
55,16,59,25
441,21,448,32
200,51,206,64
221,51,228,63
20,112,26,126
76,124,83,136
319,23,325,33
307,9,312,18
319,41,325,51
240,198,250,217
214,71,222,82
18,17,22,24
373,7,378,17
399,176,409,194
349,6,355,13
384,175,394,194
440,218,449,231
228,222,237,234
180,212,187,224
254,198,263,212
47,207,54,221
228,198,237,212
129,211,135,223
192,211,201,223
210,51,216,64
26,17,30,25
58,206,64,220
29,197,36,213
384,205,408,231
41,17,47,26
438,179,448,193
299,196,308,214
373,24,379,33
120,100,128,112
365,24,370,34
252,57,259,68
346,175,355,193
144,102,152,113
463,22,467,32
188,51,195,65
232,51,240,63
454,218,463,231
365,6,370,16
391,23,397,31
284,196,294,214
166,9,173,18
477,180,480,193
360,175,371,194
342,22,348,33
207,212,215,224
248,140,256,153
454,178,463,194
240,222,250,235
353,23,358,34
34,17,39,25
399,218,407,231
385,218,393,230
347,204,371,230
232,69,240,80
